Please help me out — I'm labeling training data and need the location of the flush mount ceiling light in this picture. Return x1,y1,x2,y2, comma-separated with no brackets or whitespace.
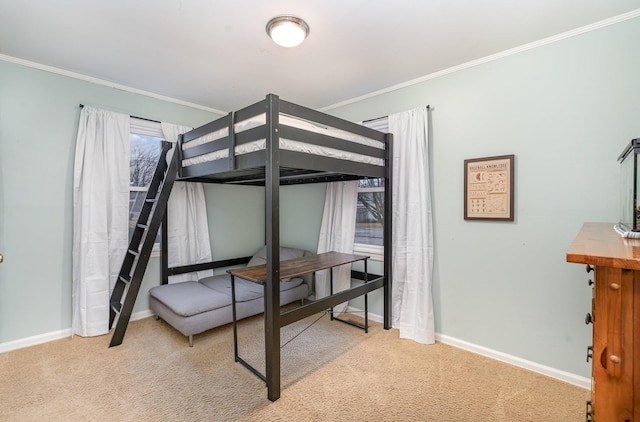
266,15,309,48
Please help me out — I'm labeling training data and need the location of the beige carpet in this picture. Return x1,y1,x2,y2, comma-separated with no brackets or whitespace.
0,312,589,421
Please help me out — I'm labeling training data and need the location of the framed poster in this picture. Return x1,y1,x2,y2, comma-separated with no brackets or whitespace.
464,154,514,221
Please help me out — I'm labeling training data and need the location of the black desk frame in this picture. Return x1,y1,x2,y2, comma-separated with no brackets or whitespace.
228,252,373,389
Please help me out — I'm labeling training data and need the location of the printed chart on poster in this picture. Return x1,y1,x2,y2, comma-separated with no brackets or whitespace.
464,155,514,221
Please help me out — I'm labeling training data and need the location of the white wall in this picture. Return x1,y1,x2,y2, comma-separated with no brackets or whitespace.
328,16,640,378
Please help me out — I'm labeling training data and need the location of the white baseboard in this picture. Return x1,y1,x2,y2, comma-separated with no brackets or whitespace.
130,309,155,321
0,327,73,354
434,334,590,390
346,306,590,390
0,310,154,354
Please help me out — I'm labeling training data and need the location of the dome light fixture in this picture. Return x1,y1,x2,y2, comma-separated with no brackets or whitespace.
266,15,310,48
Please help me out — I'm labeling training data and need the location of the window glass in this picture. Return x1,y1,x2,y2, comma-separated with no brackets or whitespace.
356,178,385,246
129,118,164,252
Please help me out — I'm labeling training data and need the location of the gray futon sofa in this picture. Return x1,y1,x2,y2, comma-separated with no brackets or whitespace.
149,246,314,346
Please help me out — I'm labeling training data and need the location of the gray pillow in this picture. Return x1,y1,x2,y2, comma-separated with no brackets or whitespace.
300,249,316,291
247,245,306,282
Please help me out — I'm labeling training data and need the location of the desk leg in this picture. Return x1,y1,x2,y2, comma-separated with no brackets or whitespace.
231,275,238,362
330,267,334,320
364,260,369,334
230,275,267,383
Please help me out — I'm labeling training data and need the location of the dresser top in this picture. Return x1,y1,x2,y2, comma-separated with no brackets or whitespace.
567,222,640,270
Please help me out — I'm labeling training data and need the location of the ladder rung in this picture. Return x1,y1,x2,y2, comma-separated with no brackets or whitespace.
128,249,140,256
111,302,122,314
145,198,157,203
119,275,131,284
136,223,149,229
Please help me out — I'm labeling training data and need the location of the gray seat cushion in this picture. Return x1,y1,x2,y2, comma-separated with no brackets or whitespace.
200,275,263,302
149,281,231,317
280,278,304,291
200,274,303,302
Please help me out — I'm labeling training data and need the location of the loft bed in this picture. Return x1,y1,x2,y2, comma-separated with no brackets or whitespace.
161,93,393,401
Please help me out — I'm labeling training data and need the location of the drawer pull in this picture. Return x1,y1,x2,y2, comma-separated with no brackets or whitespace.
585,313,593,325
609,282,620,290
609,354,621,364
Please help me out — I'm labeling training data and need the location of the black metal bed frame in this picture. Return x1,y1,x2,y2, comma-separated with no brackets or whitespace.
160,93,393,401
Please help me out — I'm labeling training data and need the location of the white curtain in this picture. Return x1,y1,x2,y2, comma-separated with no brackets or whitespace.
389,107,435,344
315,180,358,314
72,107,130,337
161,123,213,283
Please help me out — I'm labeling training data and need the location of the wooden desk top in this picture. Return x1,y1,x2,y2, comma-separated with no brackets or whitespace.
227,251,369,284
566,222,640,270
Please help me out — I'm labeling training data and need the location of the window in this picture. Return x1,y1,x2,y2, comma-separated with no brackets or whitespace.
354,117,388,260
129,118,165,254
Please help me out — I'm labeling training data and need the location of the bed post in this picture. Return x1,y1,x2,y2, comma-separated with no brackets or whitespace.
161,210,168,285
176,133,184,179
161,140,173,286
264,93,282,401
384,133,393,330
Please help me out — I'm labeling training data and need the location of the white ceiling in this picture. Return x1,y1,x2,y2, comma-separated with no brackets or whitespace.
1,1,639,113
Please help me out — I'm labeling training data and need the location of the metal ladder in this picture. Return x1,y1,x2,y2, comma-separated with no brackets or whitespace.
108,142,179,347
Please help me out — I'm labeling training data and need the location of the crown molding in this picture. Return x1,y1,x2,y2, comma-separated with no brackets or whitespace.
320,9,640,112
0,53,227,115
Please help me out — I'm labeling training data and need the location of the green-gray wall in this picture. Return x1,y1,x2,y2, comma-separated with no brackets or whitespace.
0,60,326,346
328,16,640,378
0,60,214,344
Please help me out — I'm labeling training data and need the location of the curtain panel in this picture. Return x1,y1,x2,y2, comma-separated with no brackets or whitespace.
72,107,130,337
316,181,359,314
161,123,213,283
71,114,214,337
389,107,435,344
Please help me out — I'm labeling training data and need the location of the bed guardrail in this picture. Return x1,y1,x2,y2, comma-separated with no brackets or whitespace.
177,94,390,182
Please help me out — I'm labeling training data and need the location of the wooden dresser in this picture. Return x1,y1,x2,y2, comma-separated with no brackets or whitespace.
567,222,640,421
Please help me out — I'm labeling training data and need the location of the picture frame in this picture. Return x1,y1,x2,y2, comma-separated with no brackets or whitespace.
464,154,515,221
